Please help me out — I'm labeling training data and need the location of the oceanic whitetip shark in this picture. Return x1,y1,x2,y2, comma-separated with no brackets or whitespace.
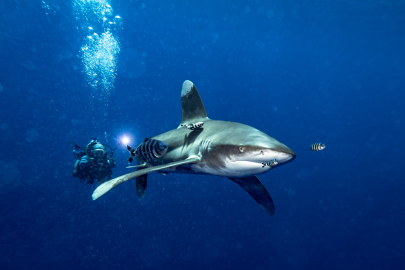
92,80,296,215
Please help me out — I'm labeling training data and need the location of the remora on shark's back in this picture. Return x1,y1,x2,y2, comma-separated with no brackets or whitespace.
92,80,296,215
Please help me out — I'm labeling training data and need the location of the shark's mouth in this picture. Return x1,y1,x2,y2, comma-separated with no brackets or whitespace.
231,150,295,164
263,154,296,168
223,154,295,174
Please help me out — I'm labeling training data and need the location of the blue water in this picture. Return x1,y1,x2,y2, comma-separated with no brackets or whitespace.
0,0,404,269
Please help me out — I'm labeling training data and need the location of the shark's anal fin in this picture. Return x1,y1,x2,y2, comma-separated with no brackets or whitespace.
135,174,148,198
92,156,201,200
228,175,275,216
178,80,209,128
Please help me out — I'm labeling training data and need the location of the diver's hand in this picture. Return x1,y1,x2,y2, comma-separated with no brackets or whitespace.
79,156,89,167
107,157,116,168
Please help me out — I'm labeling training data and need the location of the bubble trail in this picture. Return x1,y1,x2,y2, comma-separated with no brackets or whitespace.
72,0,123,114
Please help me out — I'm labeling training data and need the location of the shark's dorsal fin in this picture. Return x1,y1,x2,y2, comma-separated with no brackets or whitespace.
178,80,209,128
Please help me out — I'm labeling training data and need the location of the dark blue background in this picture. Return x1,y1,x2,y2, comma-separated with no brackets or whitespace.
0,0,404,269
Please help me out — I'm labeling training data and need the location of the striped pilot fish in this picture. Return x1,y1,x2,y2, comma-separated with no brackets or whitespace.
310,142,326,151
262,159,279,168
127,138,168,164
181,121,204,130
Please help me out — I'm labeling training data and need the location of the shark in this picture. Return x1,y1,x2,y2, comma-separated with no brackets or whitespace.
92,80,296,215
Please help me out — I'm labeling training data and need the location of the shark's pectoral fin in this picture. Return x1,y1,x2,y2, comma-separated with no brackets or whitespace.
92,156,201,200
228,175,275,216
135,174,148,198
126,164,146,169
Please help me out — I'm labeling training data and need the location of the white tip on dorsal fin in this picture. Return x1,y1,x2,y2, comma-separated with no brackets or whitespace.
178,80,209,128
181,80,194,97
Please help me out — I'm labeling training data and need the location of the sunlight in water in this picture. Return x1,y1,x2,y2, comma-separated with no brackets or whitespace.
73,0,122,114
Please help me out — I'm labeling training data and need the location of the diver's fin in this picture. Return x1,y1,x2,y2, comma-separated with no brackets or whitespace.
92,155,201,200
228,175,275,216
135,174,148,198
178,80,209,128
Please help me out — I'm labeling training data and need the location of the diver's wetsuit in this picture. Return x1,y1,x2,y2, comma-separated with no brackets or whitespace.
72,140,116,184
73,157,115,184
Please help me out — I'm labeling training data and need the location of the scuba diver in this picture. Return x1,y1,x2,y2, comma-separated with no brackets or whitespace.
70,139,118,184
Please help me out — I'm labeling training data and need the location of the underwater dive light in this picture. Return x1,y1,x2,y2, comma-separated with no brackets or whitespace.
121,136,130,145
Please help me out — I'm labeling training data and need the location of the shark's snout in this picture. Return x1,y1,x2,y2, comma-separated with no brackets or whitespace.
273,146,296,164
250,135,296,165
260,148,295,164
281,151,296,165
268,140,296,157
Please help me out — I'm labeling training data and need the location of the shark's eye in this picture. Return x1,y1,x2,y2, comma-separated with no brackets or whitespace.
239,146,245,153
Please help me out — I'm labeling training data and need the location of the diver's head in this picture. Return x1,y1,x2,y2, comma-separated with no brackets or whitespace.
87,140,106,159
92,143,106,159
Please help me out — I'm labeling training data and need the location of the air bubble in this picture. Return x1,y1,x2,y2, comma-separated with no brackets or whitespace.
73,0,123,112
113,16,122,27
